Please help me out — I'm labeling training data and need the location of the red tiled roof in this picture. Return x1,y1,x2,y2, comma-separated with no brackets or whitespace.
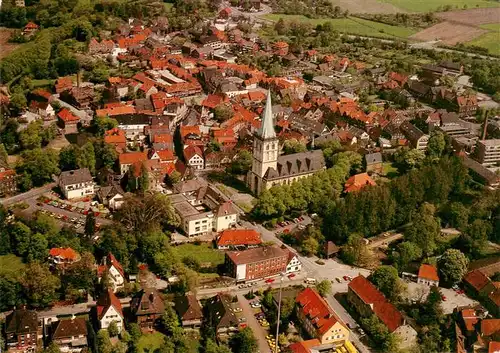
32,89,52,100
153,134,173,143
96,105,136,117
457,95,477,107
247,91,266,102
118,151,147,165
180,125,201,139
482,319,500,337
57,108,79,123
0,169,15,180
348,275,403,332
183,145,203,162
344,173,376,193
97,288,123,320
418,264,439,281
461,309,479,332
202,94,228,109
489,341,500,353
104,128,126,144
217,229,262,247
155,149,176,162
296,288,346,335
24,22,39,29
464,270,490,292
273,41,289,49
49,247,79,261
289,339,321,353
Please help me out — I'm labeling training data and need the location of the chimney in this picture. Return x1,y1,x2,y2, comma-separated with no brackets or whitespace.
482,115,489,140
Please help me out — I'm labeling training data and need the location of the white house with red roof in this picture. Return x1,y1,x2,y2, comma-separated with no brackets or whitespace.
96,289,124,333
296,287,349,344
183,145,204,170
417,264,439,287
49,247,80,265
98,253,126,292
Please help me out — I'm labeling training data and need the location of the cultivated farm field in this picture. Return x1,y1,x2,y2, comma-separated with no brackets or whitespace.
329,0,404,14
410,21,488,45
467,24,500,55
377,0,499,13
0,28,21,60
436,7,500,25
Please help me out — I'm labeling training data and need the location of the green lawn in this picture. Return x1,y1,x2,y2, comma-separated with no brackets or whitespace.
137,332,166,353
0,255,25,281
378,0,499,12
382,162,399,178
467,24,500,55
31,79,56,88
172,243,225,265
261,14,416,39
164,2,174,11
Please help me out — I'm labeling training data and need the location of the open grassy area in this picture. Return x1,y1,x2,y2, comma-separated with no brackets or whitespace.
172,243,225,265
137,332,166,353
261,14,417,39
378,0,500,12
467,24,500,55
0,255,25,281
382,162,399,178
31,79,56,88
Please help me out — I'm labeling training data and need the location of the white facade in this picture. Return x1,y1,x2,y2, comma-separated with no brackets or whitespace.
108,264,125,292
187,154,205,170
286,255,302,273
234,263,246,281
214,213,238,232
117,123,148,143
184,214,214,236
108,193,124,211
99,305,123,333
417,277,439,287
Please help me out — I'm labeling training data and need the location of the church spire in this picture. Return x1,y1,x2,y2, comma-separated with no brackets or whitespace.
257,90,276,139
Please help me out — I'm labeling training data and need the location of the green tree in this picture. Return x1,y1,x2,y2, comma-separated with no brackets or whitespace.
161,303,180,334
227,150,252,175
0,119,20,153
9,92,27,115
427,131,446,159
0,143,8,165
315,280,332,297
283,139,307,155
16,148,60,189
92,116,118,136
341,234,375,268
62,252,96,291
59,145,79,171
85,211,96,237
370,265,406,302
77,142,96,174
97,329,112,353
213,104,233,122
445,202,469,230
44,342,62,353
0,277,23,311
438,249,469,285
21,262,60,308
167,170,181,185
229,327,258,353
404,203,440,256
107,321,119,337
394,147,426,172
392,241,422,271
19,121,43,150
301,236,319,256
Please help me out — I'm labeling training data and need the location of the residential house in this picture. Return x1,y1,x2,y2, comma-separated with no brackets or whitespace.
174,294,203,329
5,309,39,353
29,100,55,120
55,77,73,94
0,168,19,197
57,108,80,134
130,289,165,331
344,173,376,193
49,247,81,266
60,87,95,110
96,183,125,211
104,128,127,153
51,318,88,353
296,287,349,345
97,253,126,292
456,95,478,117
59,168,95,200
417,264,439,287
88,38,115,54
184,145,204,170
287,252,302,273
347,275,417,348
476,139,500,167
213,201,239,232
324,241,340,259
365,152,383,174
118,151,148,175
216,229,262,250
273,41,289,56
400,121,429,151
114,114,151,143
23,22,38,36
206,294,239,342
225,246,296,282
96,289,124,333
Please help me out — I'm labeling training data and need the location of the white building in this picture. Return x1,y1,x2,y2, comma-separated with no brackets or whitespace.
286,253,302,273
98,253,126,292
58,168,95,200
184,145,205,170
96,289,124,334
417,264,440,287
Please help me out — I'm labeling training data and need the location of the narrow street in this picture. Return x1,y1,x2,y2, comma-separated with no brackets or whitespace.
0,182,57,206
237,294,271,353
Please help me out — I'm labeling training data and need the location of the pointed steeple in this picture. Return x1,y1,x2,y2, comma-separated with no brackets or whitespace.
257,90,276,139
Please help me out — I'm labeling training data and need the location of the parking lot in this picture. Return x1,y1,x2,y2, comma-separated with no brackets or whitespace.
237,295,272,353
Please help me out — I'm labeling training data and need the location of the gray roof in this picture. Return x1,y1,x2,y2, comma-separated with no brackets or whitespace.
265,150,325,180
257,90,276,139
59,168,93,186
365,152,382,165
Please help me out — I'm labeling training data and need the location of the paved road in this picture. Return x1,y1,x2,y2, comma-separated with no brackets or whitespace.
238,294,271,353
25,199,112,225
0,182,57,206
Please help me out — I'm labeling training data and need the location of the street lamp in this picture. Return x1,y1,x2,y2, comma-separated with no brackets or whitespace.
275,273,285,353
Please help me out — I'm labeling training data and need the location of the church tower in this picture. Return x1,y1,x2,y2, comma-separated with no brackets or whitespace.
248,91,278,195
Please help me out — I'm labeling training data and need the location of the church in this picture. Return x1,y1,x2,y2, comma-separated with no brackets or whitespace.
247,92,326,195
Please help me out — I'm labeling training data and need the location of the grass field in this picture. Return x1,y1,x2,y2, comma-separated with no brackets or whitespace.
467,24,500,55
261,14,417,39
172,243,225,265
137,332,165,353
377,0,499,13
0,255,25,281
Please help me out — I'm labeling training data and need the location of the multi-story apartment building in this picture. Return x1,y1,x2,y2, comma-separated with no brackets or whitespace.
58,169,95,200
476,139,500,167
225,246,299,282
296,288,350,345
5,309,40,353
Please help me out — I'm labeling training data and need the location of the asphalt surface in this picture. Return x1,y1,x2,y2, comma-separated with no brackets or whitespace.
238,294,272,353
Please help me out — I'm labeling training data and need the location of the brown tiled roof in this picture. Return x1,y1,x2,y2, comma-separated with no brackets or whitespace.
296,288,346,334
482,319,500,337
175,294,203,322
5,309,37,334
464,270,491,292
53,318,87,339
130,288,165,316
118,152,147,165
344,173,376,193
226,246,288,265
489,341,500,353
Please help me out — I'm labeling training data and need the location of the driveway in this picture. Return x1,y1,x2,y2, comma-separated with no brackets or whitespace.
237,294,271,353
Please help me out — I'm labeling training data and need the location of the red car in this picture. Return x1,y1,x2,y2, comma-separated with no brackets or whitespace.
265,278,275,283
288,273,296,279
441,295,447,301
343,276,349,281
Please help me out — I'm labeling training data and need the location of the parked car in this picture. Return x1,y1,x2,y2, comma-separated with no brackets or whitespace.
336,277,342,283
